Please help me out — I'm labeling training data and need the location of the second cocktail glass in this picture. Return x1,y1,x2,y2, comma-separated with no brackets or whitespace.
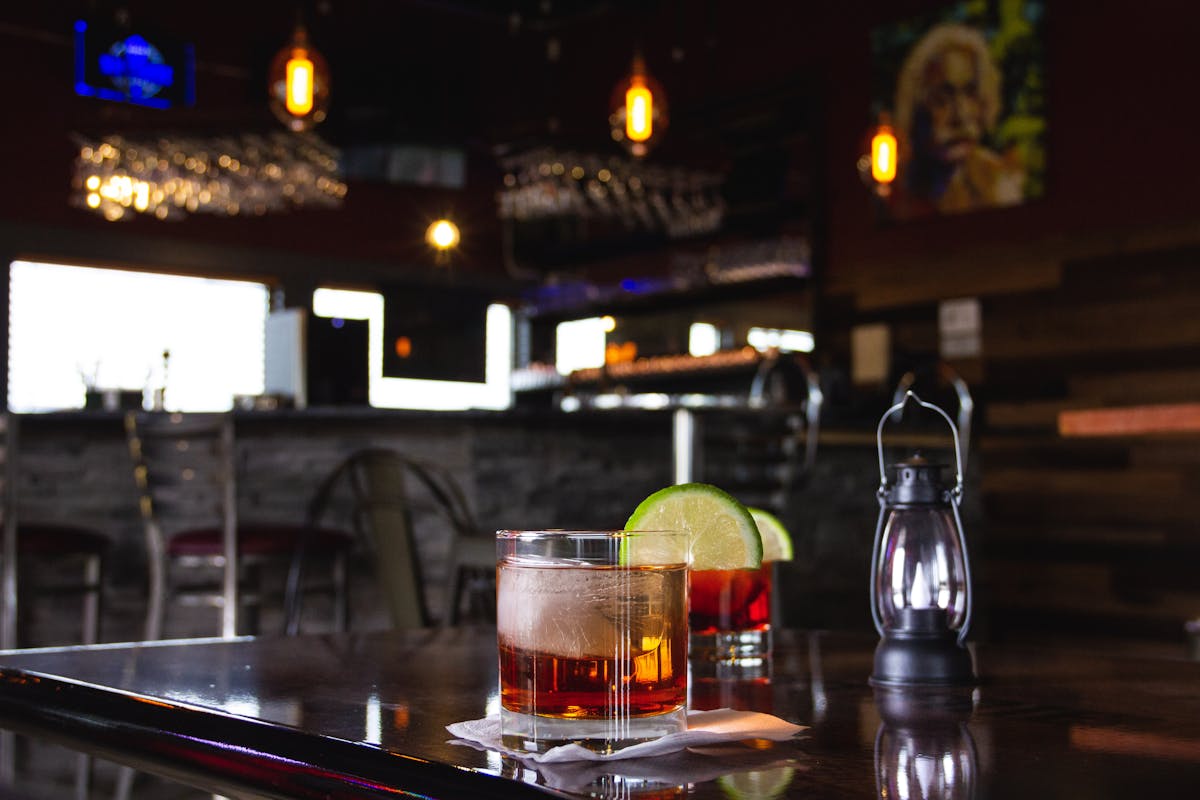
688,563,773,661
496,529,689,754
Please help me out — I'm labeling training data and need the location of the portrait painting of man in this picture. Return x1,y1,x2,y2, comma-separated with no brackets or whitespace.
871,1,1046,218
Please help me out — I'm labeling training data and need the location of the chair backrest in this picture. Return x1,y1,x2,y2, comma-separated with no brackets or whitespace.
124,412,238,639
749,351,824,475
300,448,439,631
741,353,824,514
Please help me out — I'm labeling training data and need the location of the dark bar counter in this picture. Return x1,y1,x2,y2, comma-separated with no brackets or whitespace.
13,406,679,540
12,407,678,639
14,406,856,640
0,627,1198,798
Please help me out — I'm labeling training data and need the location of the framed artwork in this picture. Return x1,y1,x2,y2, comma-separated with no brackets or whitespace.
871,0,1047,219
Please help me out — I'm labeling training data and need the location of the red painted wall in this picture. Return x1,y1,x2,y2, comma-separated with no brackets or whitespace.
819,0,1199,294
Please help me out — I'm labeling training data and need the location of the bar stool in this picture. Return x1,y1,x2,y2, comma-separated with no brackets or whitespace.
0,414,110,650
124,412,354,640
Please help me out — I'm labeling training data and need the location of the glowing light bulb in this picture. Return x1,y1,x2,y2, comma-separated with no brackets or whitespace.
286,52,314,115
626,80,653,143
871,124,898,185
610,54,667,157
269,24,329,131
425,219,460,250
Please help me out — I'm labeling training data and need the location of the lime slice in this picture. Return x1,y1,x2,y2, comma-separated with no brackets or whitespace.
749,507,794,563
624,483,762,571
718,766,796,800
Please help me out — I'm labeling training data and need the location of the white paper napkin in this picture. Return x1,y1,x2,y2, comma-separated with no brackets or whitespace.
447,708,805,763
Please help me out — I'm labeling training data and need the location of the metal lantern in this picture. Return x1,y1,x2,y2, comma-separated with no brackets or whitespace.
870,392,975,686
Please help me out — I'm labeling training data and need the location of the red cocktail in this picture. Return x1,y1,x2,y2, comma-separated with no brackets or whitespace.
689,563,773,660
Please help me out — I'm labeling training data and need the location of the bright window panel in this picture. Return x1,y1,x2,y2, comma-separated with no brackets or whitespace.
9,260,267,412
555,317,607,374
312,288,511,410
689,322,720,356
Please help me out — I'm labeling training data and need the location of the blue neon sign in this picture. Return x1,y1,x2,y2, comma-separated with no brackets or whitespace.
74,20,195,108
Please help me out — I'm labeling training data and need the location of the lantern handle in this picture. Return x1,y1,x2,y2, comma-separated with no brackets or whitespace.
876,391,964,502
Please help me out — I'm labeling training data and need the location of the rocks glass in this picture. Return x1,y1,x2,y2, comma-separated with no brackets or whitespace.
496,529,689,754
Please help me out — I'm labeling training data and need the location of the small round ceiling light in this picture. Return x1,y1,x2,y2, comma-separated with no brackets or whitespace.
425,219,461,251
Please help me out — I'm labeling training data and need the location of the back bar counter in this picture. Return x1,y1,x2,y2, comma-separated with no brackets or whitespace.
20,406,876,642
13,404,1195,651
14,407,676,640
17,406,675,532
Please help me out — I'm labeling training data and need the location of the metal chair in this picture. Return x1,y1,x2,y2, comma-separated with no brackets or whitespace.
695,351,824,514
285,448,494,634
749,350,824,480
125,412,353,640
412,458,495,627
0,413,109,650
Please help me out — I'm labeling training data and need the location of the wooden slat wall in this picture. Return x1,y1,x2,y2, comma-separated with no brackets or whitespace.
851,243,1200,644
821,223,1200,647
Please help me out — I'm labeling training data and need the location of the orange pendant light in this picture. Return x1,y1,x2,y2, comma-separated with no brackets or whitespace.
269,22,330,132
610,54,667,157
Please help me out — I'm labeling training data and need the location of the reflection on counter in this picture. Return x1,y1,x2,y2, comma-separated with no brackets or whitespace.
500,746,802,799
873,686,979,800
689,656,774,714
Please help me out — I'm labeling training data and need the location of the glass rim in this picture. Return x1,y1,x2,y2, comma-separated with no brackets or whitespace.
496,529,685,539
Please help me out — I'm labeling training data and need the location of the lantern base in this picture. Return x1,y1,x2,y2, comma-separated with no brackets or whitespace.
870,631,976,688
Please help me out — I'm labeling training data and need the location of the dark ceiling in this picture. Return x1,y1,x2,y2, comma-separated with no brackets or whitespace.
271,0,825,271
4,1,837,276
57,1,824,164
